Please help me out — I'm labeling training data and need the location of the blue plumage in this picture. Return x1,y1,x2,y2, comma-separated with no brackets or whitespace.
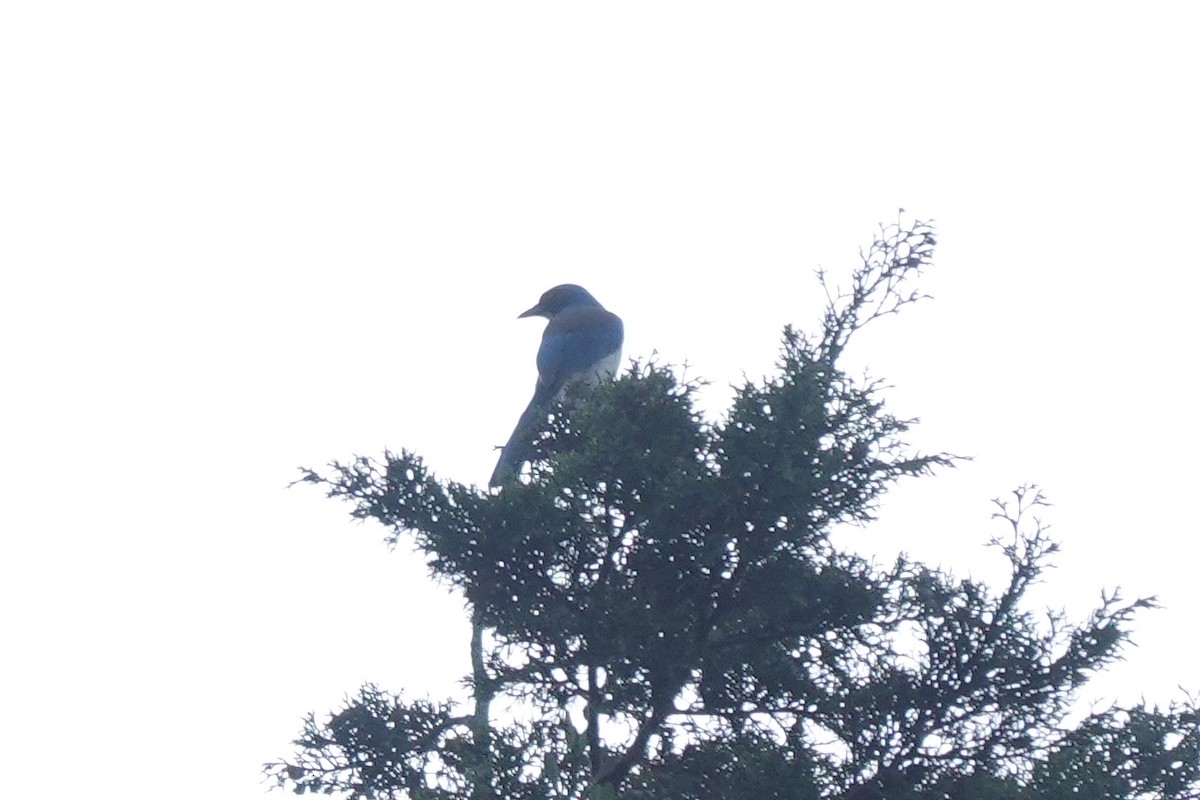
490,285,623,487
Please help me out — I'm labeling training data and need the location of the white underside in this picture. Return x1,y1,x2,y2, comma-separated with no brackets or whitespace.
558,349,622,398
583,349,622,384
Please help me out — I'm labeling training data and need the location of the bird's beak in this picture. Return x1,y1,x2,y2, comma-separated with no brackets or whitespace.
518,303,544,319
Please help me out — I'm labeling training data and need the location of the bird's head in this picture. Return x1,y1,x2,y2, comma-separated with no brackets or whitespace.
519,284,601,319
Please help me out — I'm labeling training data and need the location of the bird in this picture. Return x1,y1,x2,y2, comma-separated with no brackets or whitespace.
489,284,623,487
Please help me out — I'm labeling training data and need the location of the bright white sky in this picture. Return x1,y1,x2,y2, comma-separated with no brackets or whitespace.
2,4,1197,799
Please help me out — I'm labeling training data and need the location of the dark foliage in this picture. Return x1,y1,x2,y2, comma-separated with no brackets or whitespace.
267,220,1198,799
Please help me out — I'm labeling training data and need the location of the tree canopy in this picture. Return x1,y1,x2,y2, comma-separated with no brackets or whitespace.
268,220,1198,799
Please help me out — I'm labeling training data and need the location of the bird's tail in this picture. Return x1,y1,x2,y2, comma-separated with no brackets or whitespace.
488,393,547,487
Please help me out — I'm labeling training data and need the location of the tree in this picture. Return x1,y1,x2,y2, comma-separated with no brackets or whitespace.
266,220,1198,799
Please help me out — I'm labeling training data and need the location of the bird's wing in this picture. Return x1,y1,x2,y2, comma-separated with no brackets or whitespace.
533,306,624,403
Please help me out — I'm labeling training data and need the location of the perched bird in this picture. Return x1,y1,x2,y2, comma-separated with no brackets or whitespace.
489,284,623,487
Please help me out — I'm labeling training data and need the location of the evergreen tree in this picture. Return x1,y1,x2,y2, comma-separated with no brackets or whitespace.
267,221,1198,799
